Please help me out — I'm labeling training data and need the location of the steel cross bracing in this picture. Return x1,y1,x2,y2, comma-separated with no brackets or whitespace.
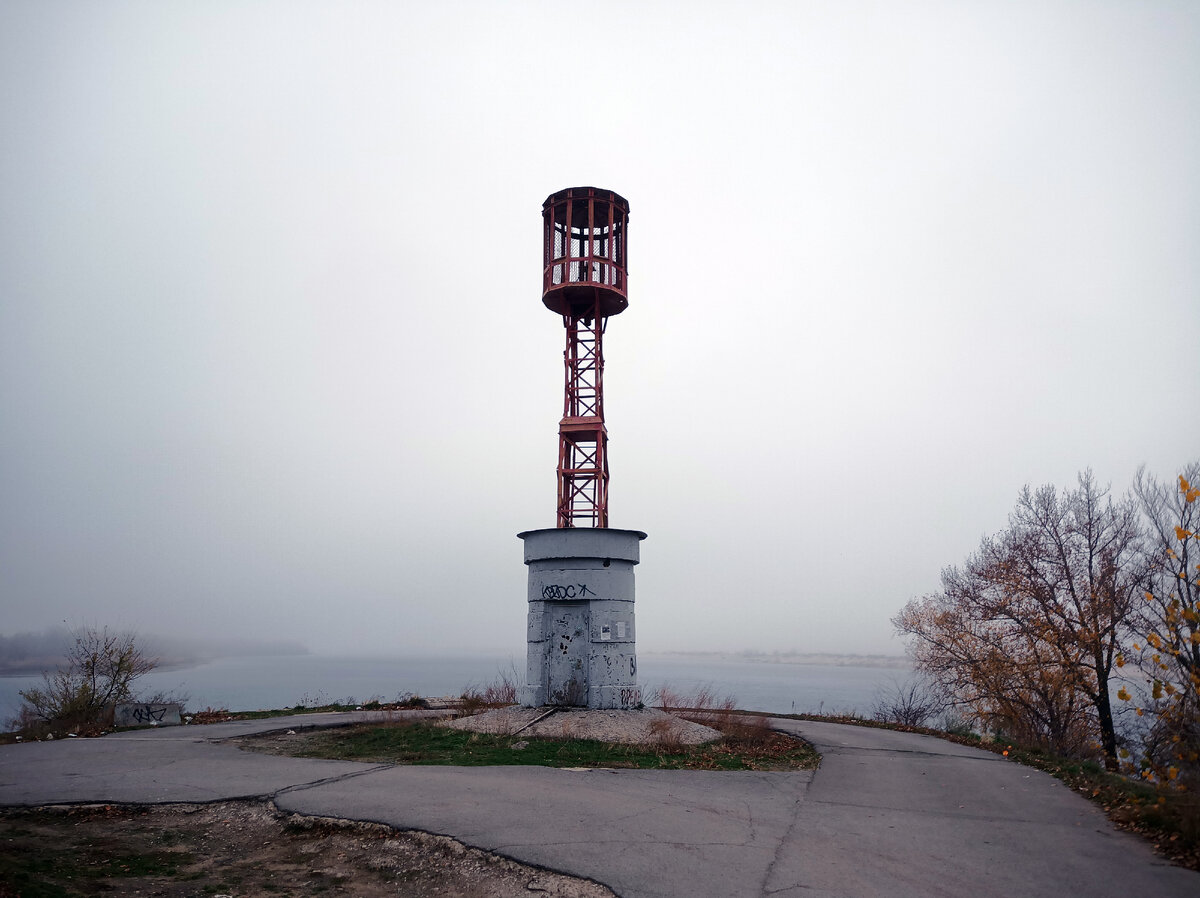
556,296,609,528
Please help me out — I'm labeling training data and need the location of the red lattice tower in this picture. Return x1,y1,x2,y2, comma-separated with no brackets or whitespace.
541,187,630,529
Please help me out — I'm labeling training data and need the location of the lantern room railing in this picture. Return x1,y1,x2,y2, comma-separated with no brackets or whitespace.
542,186,629,318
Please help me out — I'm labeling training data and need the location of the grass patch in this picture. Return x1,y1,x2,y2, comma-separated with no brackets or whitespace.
268,719,818,771
0,807,195,897
186,695,433,724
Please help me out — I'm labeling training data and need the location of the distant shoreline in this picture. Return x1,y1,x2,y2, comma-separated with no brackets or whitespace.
643,651,910,669
0,635,311,678
2,649,910,677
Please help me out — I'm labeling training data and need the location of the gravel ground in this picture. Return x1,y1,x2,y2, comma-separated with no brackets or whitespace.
443,707,722,745
0,800,616,897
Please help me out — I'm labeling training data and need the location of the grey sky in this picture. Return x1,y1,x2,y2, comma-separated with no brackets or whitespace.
2,2,1197,659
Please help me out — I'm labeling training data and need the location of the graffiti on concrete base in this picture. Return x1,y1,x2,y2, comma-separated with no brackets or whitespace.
113,702,182,728
541,583,594,600
132,706,169,724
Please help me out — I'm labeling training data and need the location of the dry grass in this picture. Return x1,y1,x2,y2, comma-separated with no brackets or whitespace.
712,710,774,747
556,717,577,740
654,684,732,720
647,716,683,750
871,679,948,728
459,664,520,716
653,684,774,748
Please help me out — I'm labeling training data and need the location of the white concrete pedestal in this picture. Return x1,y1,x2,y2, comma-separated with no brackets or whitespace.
518,528,646,710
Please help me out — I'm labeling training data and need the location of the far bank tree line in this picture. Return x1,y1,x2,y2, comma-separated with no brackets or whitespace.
895,462,1199,790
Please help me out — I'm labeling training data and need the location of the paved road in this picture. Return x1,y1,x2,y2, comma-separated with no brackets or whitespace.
0,712,1193,897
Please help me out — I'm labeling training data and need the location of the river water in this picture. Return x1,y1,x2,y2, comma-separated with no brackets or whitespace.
0,652,912,724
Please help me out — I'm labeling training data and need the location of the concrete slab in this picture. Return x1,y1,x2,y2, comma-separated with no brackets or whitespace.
770,719,1195,898
0,710,431,805
277,765,811,898
0,711,1194,897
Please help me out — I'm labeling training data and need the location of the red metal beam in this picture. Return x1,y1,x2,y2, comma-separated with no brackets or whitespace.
541,187,629,529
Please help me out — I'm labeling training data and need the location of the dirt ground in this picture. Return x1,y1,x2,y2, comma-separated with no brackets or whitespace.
0,800,615,897
0,711,744,895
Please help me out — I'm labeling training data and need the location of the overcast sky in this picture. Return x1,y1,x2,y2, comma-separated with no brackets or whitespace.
2,2,1197,661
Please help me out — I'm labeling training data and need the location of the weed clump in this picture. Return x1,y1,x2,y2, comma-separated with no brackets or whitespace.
459,664,520,715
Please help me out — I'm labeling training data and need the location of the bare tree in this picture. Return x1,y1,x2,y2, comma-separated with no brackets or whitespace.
896,471,1143,765
896,563,1095,755
1003,471,1143,765
18,626,158,734
1131,462,1200,789
871,677,948,728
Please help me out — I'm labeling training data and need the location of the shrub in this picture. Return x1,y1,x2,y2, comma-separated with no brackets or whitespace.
459,664,521,715
872,678,948,728
395,693,430,709
17,626,159,736
651,683,775,745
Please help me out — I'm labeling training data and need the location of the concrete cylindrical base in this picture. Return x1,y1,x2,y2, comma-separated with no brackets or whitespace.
518,528,646,710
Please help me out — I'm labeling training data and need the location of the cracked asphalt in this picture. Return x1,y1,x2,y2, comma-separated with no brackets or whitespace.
0,711,1194,897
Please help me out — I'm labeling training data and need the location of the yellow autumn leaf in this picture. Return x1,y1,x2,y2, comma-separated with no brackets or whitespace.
1175,526,1194,541
1117,687,1131,701
1182,475,1200,502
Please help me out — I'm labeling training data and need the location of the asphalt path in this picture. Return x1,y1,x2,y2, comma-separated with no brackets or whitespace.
0,712,1194,897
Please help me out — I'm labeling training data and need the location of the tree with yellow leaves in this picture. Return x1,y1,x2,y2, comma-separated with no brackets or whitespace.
895,571,1095,754
896,470,1143,767
1128,464,1200,790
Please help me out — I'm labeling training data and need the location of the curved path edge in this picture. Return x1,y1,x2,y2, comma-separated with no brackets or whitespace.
0,711,1194,897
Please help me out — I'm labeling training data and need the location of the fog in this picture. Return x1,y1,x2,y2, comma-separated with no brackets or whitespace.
2,2,1197,661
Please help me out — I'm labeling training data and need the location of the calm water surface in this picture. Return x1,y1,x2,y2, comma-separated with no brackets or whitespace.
0,652,912,723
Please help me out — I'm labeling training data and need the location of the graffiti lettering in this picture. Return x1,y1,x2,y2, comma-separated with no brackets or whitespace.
620,687,641,707
132,706,169,724
112,702,182,729
541,583,594,600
